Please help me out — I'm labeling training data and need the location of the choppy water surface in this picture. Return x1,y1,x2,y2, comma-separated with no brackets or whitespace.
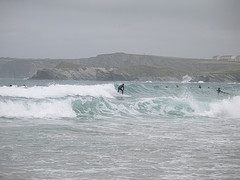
0,79,240,179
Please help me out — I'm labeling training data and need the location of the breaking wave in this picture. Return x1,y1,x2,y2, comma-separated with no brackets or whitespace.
0,83,240,119
181,75,192,83
0,84,117,99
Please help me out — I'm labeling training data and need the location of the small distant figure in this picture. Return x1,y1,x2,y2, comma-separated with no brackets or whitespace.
118,83,124,95
199,85,201,88
176,85,179,88
165,86,168,88
9,85,12,87
216,88,228,94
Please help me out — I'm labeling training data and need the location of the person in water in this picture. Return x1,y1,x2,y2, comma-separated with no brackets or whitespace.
118,83,124,94
217,88,228,94
217,88,221,94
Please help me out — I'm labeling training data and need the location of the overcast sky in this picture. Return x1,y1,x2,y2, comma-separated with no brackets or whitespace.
0,0,239,59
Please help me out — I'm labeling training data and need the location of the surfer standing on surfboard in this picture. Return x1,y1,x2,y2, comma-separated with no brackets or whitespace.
118,83,124,95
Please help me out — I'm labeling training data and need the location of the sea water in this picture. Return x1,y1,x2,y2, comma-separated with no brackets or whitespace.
0,79,240,179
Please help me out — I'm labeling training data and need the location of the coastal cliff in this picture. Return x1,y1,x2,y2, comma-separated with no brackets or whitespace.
30,62,131,81
30,62,184,81
29,61,240,82
2,53,240,82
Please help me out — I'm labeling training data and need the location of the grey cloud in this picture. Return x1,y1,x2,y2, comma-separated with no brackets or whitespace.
0,0,239,58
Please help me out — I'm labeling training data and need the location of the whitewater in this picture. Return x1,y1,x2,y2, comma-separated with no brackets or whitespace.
0,79,240,179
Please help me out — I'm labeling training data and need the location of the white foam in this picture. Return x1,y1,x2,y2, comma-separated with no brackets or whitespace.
0,99,76,119
204,96,240,118
181,75,192,83
0,84,117,99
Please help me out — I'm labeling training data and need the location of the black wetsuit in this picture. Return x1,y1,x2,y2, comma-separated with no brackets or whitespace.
118,84,124,94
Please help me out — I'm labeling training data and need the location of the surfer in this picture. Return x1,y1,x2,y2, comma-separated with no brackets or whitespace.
217,88,229,94
118,83,124,95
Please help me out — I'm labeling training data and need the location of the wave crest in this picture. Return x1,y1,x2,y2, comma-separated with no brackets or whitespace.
205,96,240,118
0,84,117,99
1,83,240,120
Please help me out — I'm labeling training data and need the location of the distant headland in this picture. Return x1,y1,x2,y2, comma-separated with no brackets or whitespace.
1,52,240,82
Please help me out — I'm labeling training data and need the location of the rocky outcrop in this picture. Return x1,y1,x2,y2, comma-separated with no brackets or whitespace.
30,62,130,81
3,53,240,82
30,62,186,81
30,68,132,81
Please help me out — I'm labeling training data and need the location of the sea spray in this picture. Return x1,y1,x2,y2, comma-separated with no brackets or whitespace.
1,80,240,180
206,96,240,118
0,82,240,119
181,74,192,83
0,98,76,119
0,84,117,99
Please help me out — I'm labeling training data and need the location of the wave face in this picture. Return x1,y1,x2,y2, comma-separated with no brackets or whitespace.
0,81,240,120
1,80,240,180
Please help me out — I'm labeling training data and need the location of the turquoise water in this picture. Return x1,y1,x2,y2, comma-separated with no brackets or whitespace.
0,79,240,179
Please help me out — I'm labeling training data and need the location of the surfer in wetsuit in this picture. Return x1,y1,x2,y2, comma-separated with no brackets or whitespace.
217,88,229,95
217,88,221,94
118,83,124,95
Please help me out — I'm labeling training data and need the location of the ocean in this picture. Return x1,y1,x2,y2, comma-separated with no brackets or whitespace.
0,79,240,179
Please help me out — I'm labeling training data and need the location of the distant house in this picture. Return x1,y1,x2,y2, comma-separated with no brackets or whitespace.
221,55,232,61
213,55,240,62
212,56,221,60
236,56,240,62
231,56,236,61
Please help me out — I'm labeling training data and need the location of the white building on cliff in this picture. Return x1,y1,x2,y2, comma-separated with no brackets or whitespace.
213,55,240,62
